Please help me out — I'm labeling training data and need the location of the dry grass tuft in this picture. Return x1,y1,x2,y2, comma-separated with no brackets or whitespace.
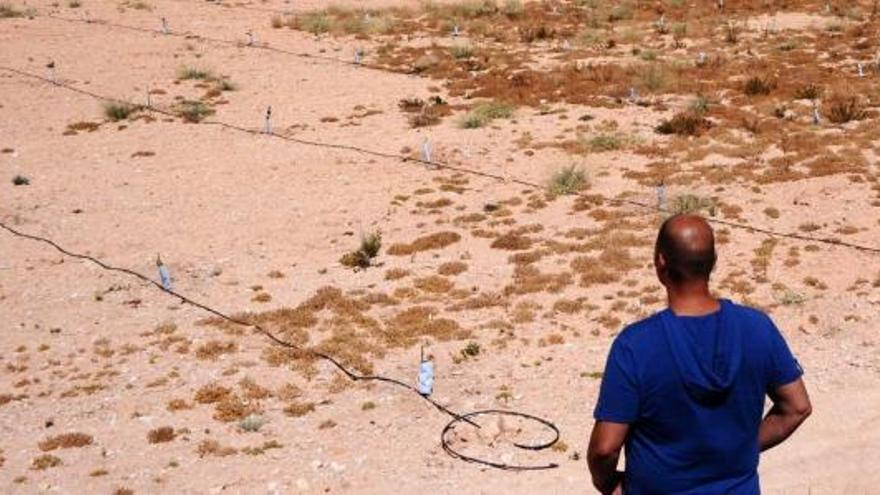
38,432,93,451
384,306,467,346
414,275,455,293
437,261,468,276
213,394,258,422
147,426,176,444
491,232,533,250
195,340,237,360
283,401,316,417
194,383,232,404
167,398,193,411
197,439,237,457
31,454,62,470
387,231,461,255
655,111,711,136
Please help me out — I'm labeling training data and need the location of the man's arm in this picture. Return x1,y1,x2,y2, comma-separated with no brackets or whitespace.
587,421,629,494
759,378,812,452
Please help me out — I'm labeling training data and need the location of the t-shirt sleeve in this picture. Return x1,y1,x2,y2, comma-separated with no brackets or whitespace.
594,336,640,423
766,319,804,389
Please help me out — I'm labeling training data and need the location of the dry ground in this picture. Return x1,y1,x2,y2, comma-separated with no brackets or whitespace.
1,0,879,493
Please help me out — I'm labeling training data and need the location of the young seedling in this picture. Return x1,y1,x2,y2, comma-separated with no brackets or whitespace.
161,16,169,34
354,48,363,65
656,180,667,211
245,30,255,46
857,62,865,78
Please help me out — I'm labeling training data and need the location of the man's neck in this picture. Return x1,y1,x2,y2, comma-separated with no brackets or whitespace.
666,282,719,316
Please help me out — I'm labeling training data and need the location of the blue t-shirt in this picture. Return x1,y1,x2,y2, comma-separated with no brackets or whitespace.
594,299,803,495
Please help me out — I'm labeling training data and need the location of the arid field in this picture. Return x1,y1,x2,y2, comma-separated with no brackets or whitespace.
1,0,880,493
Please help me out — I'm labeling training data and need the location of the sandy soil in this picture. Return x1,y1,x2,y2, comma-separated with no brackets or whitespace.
1,0,879,493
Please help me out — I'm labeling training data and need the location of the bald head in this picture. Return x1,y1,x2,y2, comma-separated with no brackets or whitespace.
655,214,717,285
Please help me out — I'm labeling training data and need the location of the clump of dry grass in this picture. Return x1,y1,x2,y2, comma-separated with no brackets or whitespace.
239,377,272,400
743,75,775,96
195,340,237,360
547,165,587,197
655,111,711,136
31,454,62,470
194,383,232,404
414,275,454,293
147,426,176,444
340,231,382,269
491,232,533,250
437,261,468,275
387,231,461,255
824,93,866,124
38,432,93,451
283,401,316,417
167,398,193,411
384,306,467,346
214,394,258,422
197,439,237,457
385,268,410,280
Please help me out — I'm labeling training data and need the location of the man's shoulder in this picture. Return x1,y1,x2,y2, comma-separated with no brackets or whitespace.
723,299,776,327
615,311,666,346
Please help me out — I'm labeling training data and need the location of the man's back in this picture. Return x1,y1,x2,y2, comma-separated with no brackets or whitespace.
594,299,803,494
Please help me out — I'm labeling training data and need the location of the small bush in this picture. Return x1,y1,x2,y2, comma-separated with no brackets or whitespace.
461,101,515,129
450,44,473,59
825,94,866,124
503,0,523,16
147,426,176,444
300,12,331,34
547,165,587,197
12,175,29,186
668,194,716,216
340,230,382,268
103,102,138,122
0,3,33,17
743,76,774,96
39,433,93,451
31,454,61,470
215,79,236,91
588,134,623,152
655,111,711,136
239,414,267,432
176,66,213,80
794,84,822,100
461,341,480,357
176,100,214,123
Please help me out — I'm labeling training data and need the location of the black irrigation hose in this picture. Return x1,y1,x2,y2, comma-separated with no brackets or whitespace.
4,65,879,256
0,220,562,470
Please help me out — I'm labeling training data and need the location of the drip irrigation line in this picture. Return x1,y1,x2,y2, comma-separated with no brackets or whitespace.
0,219,560,471
4,64,879,256
40,12,408,77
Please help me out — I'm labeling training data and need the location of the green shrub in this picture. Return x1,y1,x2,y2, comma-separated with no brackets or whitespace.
340,231,382,269
177,66,213,81
461,101,514,128
176,100,214,122
103,102,138,122
743,76,774,96
300,12,331,34
547,165,587,197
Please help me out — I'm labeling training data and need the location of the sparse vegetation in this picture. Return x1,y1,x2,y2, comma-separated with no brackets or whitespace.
12,175,29,186
825,93,866,124
38,432,93,451
547,165,587,197
655,111,711,136
176,100,214,123
743,76,775,96
103,101,138,122
340,230,382,268
461,101,515,128
147,426,176,444
176,66,213,81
